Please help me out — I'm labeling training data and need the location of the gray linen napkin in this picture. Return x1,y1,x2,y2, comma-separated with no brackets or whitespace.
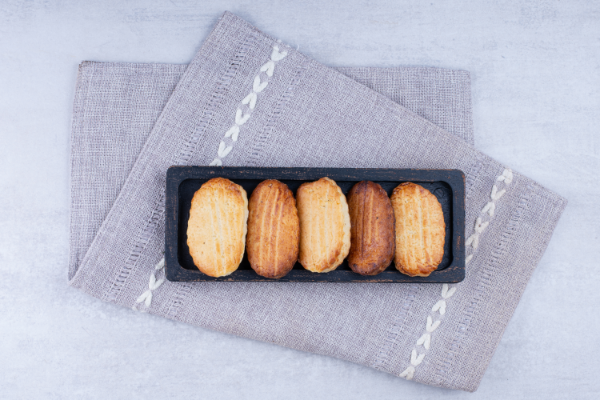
69,12,566,391
69,63,473,281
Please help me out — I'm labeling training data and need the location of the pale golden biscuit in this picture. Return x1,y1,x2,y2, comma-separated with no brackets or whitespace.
247,180,299,279
187,177,248,277
347,181,395,276
297,177,351,273
390,182,445,277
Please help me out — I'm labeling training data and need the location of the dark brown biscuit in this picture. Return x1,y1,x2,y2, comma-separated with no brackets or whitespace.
347,181,395,275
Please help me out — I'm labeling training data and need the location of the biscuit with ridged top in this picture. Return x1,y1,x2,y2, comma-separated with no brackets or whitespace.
347,181,395,276
247,180,299,279
391,182,445,277
187,177,248,277
297,177,351,273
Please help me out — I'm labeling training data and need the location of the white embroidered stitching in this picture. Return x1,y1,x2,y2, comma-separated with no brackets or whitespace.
242,93,257,110
399,168,513,381
132,257,165,312
209,44,288,167
465,169,512,263
260,60,275,76
132,43,289,311
218,141,233,158
224,125,240,141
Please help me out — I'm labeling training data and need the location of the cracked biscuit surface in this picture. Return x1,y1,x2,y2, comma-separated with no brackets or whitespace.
391,182,445,277
187,177,248,277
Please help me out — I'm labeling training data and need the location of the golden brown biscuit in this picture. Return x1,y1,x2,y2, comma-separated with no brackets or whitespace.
347,181,395,275
296,177,351,273
246,180,300,279
390,182,445,277
187,177,248,277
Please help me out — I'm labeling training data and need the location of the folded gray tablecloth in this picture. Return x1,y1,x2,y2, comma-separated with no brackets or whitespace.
69,12,566,391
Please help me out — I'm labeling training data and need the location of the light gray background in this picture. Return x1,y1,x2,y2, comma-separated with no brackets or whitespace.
0,0,598,398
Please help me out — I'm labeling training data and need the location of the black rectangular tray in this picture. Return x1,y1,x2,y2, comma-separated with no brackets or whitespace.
165,167,465,283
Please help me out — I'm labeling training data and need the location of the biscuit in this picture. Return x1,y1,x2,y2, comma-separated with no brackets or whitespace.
390,182,445,277
297,177,351,273
347,181,395,275
187,177,248,277
247,180,300,279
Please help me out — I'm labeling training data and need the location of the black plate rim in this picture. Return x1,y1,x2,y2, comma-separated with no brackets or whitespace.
165,166,465,283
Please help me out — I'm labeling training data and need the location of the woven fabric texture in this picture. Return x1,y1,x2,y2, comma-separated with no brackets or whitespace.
69,12,566,391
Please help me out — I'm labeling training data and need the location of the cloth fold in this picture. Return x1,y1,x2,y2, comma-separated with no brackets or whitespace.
69,12,566,391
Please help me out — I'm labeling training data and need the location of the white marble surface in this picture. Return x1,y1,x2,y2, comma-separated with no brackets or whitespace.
0,0,598,398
